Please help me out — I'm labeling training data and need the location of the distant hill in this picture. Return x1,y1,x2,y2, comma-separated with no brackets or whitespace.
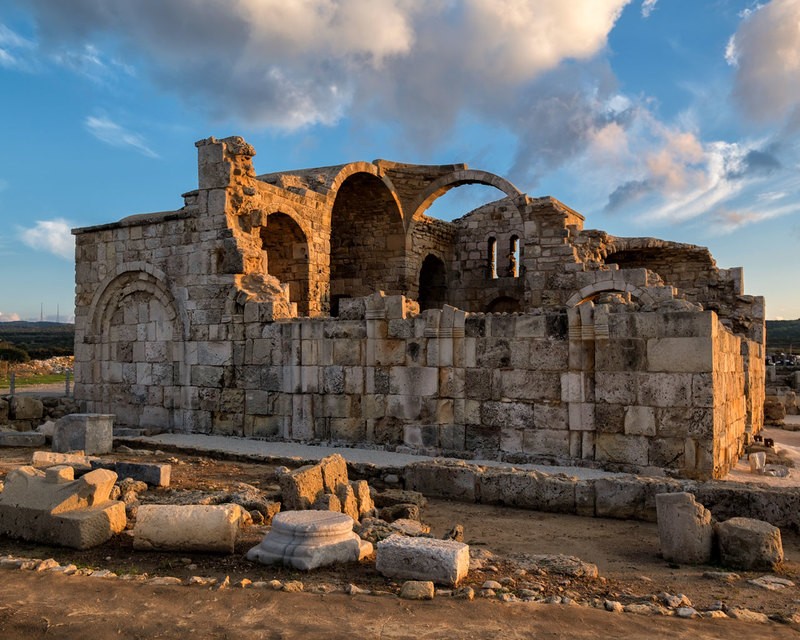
0,321,75,359
766,320,800,353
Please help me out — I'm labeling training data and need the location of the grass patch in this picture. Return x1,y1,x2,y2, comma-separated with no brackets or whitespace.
0,372,70,389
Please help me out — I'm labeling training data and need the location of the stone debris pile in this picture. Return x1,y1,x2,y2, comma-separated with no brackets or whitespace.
0,465,125,549
656,491,784,570
276,454,374,521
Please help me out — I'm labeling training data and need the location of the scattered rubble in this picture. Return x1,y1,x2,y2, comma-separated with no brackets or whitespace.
0,465,125,549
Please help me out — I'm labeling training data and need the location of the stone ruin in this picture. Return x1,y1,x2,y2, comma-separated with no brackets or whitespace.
71,136,766,480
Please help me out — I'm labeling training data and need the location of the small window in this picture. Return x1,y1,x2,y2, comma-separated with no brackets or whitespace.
488,237,497,279
507,235,520,278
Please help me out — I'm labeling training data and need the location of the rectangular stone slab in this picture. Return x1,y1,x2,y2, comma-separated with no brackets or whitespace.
376,534,469,586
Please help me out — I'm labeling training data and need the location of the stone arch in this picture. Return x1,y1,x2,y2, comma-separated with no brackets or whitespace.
84,266,185,429
566,281,656,308
407,169,524,227
261,211,310,315
486,296,522,313
418,254,448,311
328,170,406,313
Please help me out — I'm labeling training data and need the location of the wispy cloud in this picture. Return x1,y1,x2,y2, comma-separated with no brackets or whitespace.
0,311,21,322
0,23,36,70
641,0,658,18
84,115,159,158
18,218,75,260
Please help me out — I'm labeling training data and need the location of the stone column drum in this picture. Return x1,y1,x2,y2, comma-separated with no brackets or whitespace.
247,511,372,570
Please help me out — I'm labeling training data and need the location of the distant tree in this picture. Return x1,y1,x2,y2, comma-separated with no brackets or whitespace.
0,342,30,363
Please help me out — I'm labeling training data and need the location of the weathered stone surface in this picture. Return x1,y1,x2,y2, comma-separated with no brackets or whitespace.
376,535,469,586
10,397,44,421
655,492,713,564
319,454,348,493
0,466,125,549
31,450,95,470
133,504,243,553
715,517,783,570
400,580,435,600
115,462,171,487
52,414,114,455
373,489,428,509
0,431,46,447
351,479,375,517
336,482,360,521
69,135,766,482
247,511,372,570
278,464,324,510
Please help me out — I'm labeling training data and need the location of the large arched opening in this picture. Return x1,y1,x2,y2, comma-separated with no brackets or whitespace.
329,172,405,314
261,212,310,315
418,254,448,311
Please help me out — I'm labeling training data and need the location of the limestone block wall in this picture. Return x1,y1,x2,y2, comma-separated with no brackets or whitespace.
585,308,755,479
71,135,766,482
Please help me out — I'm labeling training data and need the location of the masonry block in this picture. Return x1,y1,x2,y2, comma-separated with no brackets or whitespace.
0,466,125,549
52,414,114,455
376,535,469,586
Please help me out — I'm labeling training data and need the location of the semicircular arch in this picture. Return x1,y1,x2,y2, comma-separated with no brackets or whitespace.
407,169,524,227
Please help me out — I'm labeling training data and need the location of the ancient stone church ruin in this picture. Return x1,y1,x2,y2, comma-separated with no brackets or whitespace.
72,136,765,480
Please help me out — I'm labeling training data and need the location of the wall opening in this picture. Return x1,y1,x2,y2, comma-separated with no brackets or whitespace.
508,235,520,278
488,237,497,279
330,173,405,310
418,254,448,311
261,212,310,315
486,296,521,313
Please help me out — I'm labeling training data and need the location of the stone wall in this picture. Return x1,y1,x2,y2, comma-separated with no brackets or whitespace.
71,135,766,480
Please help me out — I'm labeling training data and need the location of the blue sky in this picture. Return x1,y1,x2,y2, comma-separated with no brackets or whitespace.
1,0,799,322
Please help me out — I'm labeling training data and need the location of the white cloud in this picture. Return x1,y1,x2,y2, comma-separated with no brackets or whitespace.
0,312,21,322
18,218,75,260
20,0,631,136
84,115,159,158
728,0,800,122
641,0,658,18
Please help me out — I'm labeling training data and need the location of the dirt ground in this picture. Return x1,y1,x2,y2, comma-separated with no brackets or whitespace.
1,446,799,639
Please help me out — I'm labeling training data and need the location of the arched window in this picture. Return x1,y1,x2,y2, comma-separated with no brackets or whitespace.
488,237,497,279
418,254,447,311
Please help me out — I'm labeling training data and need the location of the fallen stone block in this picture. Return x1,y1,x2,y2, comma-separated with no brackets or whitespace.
115,462,171,487
52,414,114,455
278,464,324,510
351,480,375,517
404,462,474,502
400,580,434,600
335,482,360,521
319,454,349,492
133,504,243,553
247,511,372,570
10,397,43,421
32,450,94,469
0,431,46,447
656,492,713,564
0,465,125,549
376,534,469,586
373,489,428,509
716,517,783,571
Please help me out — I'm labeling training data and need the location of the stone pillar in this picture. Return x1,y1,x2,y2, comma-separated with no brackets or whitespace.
564,302,596,460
